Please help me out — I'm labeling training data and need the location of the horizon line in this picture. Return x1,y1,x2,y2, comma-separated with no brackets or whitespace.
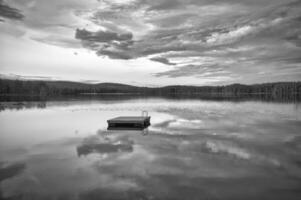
1,74,300,89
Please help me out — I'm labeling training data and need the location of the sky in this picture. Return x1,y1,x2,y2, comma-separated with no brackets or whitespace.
0,0,301,86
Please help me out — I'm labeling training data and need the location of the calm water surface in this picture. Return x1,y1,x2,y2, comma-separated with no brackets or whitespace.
0,98,301,200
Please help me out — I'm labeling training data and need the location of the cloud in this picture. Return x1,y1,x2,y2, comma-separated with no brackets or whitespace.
31,35,82,49
0,0,24,20
70,0,301,84
147,0,182,11
0,0,99,48
75,28,133,43
206,26,253,45
150,57,175,65
75,28,134,59
96,49,133,59
154,64,234,79
1,0,301,84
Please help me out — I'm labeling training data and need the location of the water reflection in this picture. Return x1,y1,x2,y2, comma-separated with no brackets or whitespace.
0,162,26,199
107,125,150,132
0,98,300,199
1,94,300,112
77,128,150,157
0,163,25,182
77,133,134,157
0,101,46,111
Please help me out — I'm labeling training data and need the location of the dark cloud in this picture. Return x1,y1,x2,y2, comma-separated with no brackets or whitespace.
96,49,133,59
0,0,24,20
147,0,182,11
284,32,301,47
280,57,301,64
75,28,133,43
75,28,134,59
150,57,175,65
79,187,148,200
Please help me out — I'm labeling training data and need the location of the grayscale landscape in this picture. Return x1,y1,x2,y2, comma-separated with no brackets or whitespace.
0,0,301,199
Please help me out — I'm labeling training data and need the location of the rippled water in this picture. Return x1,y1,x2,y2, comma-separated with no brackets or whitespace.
0,98,301,200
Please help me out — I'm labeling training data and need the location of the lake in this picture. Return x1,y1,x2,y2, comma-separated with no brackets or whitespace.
0,97,301,200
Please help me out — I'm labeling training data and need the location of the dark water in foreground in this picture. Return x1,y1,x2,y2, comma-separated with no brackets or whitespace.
0,98,301,200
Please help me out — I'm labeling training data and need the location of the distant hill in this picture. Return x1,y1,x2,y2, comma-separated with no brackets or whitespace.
0,79,149,95
44,81,149,93
0,78,300,101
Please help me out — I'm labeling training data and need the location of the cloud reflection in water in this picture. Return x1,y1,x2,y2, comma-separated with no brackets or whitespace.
77,133,134,157
0,99,300,199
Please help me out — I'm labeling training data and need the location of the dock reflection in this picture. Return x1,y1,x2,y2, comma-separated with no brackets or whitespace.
107,125,150,135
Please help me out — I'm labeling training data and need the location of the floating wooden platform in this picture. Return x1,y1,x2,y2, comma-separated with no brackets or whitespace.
107,116,151,130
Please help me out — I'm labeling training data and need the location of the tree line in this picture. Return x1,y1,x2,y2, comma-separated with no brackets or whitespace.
0,79,300,101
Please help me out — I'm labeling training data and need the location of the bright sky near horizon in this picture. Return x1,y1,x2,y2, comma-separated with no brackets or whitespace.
0,0,301,86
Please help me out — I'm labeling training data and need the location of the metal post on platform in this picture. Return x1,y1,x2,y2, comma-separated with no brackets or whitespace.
142,110,148,117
